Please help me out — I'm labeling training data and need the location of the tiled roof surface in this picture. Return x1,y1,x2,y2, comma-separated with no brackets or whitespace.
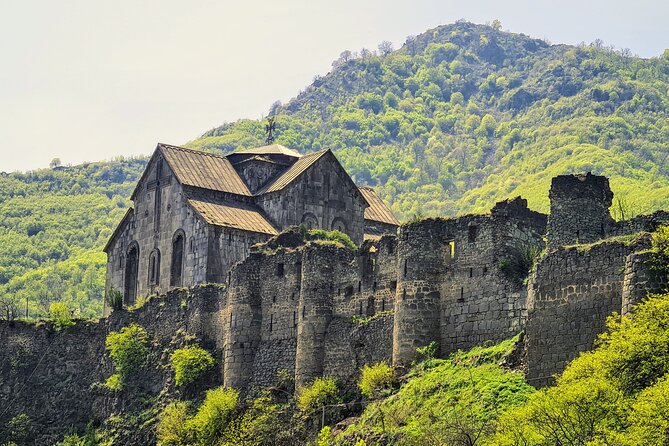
359,187,401,226
187,198,278,235
257,149,329,194
159,144,252,196
232,144,302,158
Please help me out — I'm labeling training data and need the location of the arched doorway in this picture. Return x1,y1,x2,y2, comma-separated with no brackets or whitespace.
124,243,139,306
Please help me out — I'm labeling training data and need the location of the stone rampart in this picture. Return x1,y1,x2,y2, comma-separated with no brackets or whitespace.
525,236,652,386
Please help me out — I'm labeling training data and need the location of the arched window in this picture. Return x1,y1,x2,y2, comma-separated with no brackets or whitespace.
171,231,185,287
301,212,318,230
124,243,139,306
331,217,347,233
148,249,161,286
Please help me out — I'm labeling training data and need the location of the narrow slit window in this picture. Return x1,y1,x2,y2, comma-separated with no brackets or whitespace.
468,225,478,243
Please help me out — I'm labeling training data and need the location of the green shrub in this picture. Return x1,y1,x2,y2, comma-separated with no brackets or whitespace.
336,335,533,445
219,392,282,446
7,413,32,444
56,423,100,446
49,302,74,329
156,401,192,446
358,362,396,399
650,224,669,283
306,229,357,251
189,387,239,445
297,377,340,413
105,323,149,386
415,341,439,365
156,388,239,446
106,288,123,311
104,373,123,392
491,293,669,445
170,345,215,387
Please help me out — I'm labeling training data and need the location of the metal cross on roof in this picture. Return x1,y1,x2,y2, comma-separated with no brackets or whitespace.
265,116,276,145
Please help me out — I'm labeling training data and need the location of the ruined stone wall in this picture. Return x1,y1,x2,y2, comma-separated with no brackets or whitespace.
546,173,614,249
216,233,399,391
525,236,651,387
323,314,394,386
256,153,367,245
0,285,227,445
613,210,669,237
621,250,667,315
393,198,546,368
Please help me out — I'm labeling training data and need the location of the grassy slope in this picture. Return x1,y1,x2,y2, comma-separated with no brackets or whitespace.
332,334,534,445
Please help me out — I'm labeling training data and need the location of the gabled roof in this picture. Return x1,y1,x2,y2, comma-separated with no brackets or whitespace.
103,208,134,253
160,144,252,196
256,149,329,194
359,187,401,226
131,144,252,199
187,198,278,235
232,144,302,158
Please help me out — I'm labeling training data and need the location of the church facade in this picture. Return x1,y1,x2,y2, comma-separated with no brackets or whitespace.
103,143,399,312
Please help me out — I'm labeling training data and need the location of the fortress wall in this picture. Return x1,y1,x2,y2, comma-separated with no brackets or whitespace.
248,249,302,390
546,173,614,249
525,237,651,387
438,213,530,355
393,219,445,368
223,257,262,390
613,210,669,237
621,250,667,315
0,285,227,445
323,313,394,385
295,244,354,388
393,198,546,368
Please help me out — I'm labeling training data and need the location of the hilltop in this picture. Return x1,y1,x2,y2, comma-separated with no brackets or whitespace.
1,21,669,317
190,21,669,218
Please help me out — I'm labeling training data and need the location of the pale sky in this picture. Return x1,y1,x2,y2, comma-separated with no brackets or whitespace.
0,0,667,172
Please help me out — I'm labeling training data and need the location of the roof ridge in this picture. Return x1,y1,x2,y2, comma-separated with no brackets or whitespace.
254,149,330,195
157,143,229,160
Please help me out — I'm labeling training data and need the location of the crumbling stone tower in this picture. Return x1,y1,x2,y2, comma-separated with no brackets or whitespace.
546,173,614,249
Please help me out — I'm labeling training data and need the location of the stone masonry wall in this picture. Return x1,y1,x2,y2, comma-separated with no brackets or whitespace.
525,236,652,387
546,173,614,249
104,157,211,311
0,285,227,445
621,250,667,315
393,197,546,368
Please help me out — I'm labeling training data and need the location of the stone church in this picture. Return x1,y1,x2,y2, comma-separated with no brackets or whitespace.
103,143,399,312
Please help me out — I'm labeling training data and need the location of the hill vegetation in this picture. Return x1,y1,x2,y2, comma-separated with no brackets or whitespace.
2,21,669,317
189,21,669,218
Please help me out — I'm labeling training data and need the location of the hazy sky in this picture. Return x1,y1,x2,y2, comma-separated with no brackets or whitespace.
1,0,667,172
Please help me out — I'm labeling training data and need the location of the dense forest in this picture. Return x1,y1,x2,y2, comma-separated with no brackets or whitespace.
2,21,669,317
0,159,146,318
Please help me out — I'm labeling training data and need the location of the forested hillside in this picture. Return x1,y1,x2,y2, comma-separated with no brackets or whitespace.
2,21,669,318
190,21,669,218
0,159,146,318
